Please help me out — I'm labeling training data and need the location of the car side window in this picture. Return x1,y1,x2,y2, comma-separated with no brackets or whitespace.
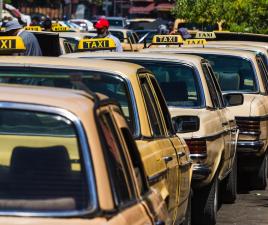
256,56,268,94
206,64,225,108
202,63,221,108
149,76,174,135
139,76,164,136
127,31,135,44
99,111,135,205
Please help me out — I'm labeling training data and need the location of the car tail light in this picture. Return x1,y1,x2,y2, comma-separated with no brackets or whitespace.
236,117,261,135
185,139,207,155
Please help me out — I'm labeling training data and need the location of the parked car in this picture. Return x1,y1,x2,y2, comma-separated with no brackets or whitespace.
0,57,192,225
143,47,268,190
0,84,169,225
63,51,241,225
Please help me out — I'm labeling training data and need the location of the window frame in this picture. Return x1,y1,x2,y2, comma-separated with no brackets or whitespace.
256,55,268,95
0,102,97,217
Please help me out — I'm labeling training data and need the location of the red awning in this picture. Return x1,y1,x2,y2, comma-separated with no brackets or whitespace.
155,3,175,12
129,3,155,14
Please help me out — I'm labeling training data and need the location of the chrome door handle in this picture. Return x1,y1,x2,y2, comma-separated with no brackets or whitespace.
163,156,173,163
177,151,185,158
222,122,228,126
180,160,193,168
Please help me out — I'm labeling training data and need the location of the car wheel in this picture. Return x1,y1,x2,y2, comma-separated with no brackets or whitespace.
251,153,267,190
221,155,237,203
192,176,218,225
181,190,192,225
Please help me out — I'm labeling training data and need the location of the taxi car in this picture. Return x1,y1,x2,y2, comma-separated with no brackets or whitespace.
143,46,268,190
88,28,143,51
64,51,241,225
0,53,192,225
0,85,169,225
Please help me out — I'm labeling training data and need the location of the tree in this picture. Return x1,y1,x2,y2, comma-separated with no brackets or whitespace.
172,0,268,34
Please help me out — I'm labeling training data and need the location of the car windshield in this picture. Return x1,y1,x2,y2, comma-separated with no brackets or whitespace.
108,19,123,27
0,68,134,132
121,60,204,108
0,109,90,214
194,54,258,93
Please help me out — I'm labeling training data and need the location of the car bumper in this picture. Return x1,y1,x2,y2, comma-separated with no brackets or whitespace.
192,164,211,181
237,140,264,154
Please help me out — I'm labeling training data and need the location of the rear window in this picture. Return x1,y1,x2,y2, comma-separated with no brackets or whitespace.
0,68,134,132
0,109,89,213
119,60,204,108
195,54,258,93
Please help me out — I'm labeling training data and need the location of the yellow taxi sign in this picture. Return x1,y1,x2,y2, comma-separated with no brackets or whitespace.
152,35,184,45
183,39,207,45
0,36,26,54
77,38,116,52
24,26,42,31
51,26,70,32
195,32,216,39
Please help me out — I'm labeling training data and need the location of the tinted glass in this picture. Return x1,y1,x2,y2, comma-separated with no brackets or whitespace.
140,77,164,136
0,109,89,212
99,112,135,205
108,20,123,27
195,54,258,93
124,60,203,108
0,68,134,132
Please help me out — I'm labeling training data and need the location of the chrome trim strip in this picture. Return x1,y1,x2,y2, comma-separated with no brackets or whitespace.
148,169,168,186
239,131,261,136
192,164,211,180
0,102,97,217
190,153,207,159
237,140,264,152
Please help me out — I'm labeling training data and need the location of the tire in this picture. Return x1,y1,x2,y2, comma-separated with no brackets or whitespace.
221,155,237,204
192,176,219,225
182,190,192,225
251,153,267,190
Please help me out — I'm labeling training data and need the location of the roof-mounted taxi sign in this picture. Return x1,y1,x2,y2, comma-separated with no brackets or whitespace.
183,39,207,45
151,35,184,45
51,25,70,32
0,36,26,54
24,26,42,32
77,38,116,52
195,31,216,39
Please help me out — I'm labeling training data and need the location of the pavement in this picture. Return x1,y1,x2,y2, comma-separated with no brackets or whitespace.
217,177,268,225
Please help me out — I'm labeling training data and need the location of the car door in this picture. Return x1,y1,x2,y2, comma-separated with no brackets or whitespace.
202,63,232,173
148,75,192,220
97,106,154,225
111,104,171,225
138,74,180,222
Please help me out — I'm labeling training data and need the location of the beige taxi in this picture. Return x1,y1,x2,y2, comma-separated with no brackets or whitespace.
0,85,169,225
143,47,268,190
0,53,192,225
64,51,241,225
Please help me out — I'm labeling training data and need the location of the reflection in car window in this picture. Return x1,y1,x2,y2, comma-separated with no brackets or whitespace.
0,68,134,133
122,60,203,108
110,31,124,42
195,54,258,93
0,109,89,213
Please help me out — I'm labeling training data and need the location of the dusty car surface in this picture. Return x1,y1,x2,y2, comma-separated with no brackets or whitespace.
0,85,169,225
64,51,240,225
0,57,192,225
143,47,268,190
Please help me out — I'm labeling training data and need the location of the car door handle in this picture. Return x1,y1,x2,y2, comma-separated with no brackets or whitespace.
177,151,185,158
155,220,165,225
163,156,173,163
222,122,228,126
179,160,193,168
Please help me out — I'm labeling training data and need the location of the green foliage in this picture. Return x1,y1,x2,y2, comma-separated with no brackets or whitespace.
172,0,268,34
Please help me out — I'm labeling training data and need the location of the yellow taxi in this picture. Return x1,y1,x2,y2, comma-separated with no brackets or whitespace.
143,45,268,190
0,84,169,225
0,37,192,225
64,48,242,225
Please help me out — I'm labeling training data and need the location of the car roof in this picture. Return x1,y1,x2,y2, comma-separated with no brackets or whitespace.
141,47,258,59
208,41,268,49
63,52,205,66
0,56,144,79
0,84,104,115
59,32,95,39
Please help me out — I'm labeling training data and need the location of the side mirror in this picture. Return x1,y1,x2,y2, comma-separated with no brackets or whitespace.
172,116,199,133
223,93,244,107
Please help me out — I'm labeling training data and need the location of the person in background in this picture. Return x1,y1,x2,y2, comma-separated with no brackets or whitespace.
94,18,123,52
176,23,191,40
41,18,52,31
3,20,42,56
157,24,169,35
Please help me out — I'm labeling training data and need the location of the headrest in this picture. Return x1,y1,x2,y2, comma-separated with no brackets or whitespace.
218,72,240,91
